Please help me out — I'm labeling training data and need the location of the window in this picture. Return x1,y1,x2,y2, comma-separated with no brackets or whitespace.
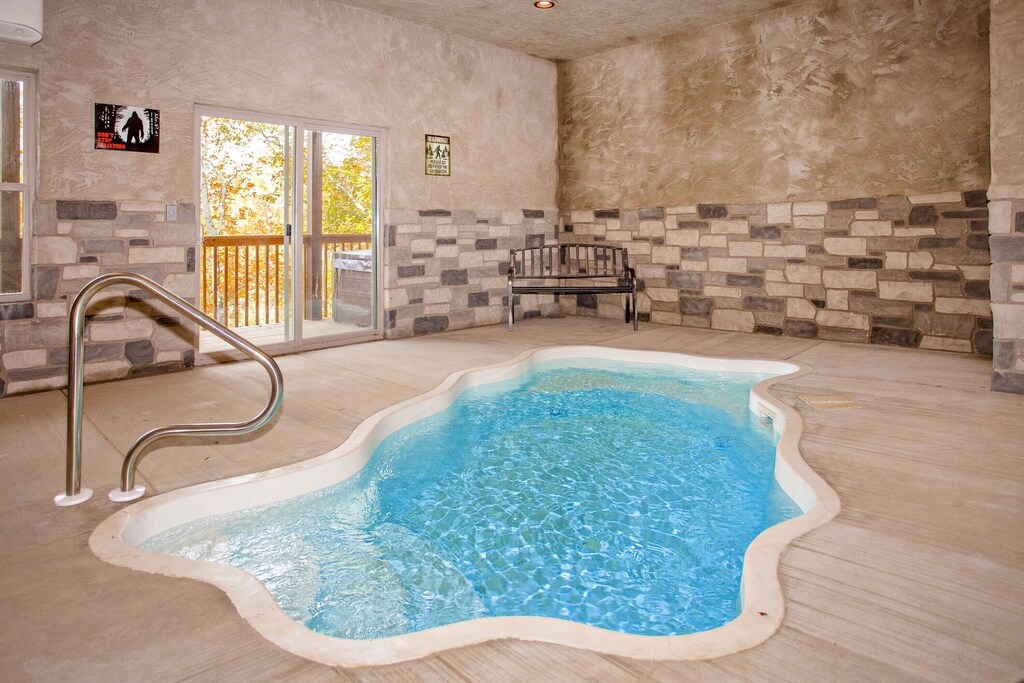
0,71,33,300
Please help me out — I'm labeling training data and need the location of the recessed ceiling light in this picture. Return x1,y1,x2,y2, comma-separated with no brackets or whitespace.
534,1,555,8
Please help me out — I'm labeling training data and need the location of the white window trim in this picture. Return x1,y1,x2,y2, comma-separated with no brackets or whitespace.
0,70,35,303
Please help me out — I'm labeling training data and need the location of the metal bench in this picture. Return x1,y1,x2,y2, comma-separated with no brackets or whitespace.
507,243,638,331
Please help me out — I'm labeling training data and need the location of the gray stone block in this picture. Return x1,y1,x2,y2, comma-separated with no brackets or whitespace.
0,302,34,320
413,315,449,335
908,270,962,281
697,204,727,219
679,296,712,315
56,200,117,221
992,340,1015,370
754,324,784,336
668,271,703,290
398,265,425,278
441,269,468,286
992,371,1024,394
726,204,764,216
125,339,155,365
963,190,987,207
785,319,818,338
467,292,489,307
418,209,452,217
81,239,124,254
726,274,764,287
526,234,545,248
118,212,154,226
32,266,60,299
1016,212,1024,233
576,293,597,309
639,207,665,220
848,257,883,269
941,209,987,219
829,197,877,210
872,315,914,328
3,319,67,350
48,342,122,365
475,239,497,250
917,237,960,249
870,326,922,347
750,225,781,239
594,209,620,219
7,366,65,381
990,236,1024,262
914,311,974,338
908,205,938,225
963,281,990,299
743,296,785,312
879,195,910,219
974,329,992,355
966,234,990,251
522,209,545,219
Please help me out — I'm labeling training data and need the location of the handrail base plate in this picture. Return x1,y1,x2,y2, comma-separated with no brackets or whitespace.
54,488,93,507
109,485,146,503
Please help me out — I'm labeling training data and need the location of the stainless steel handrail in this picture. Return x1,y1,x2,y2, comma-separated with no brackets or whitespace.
54,272,284,507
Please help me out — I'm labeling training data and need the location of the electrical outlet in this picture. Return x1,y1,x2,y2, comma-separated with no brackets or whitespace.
165,204,177,222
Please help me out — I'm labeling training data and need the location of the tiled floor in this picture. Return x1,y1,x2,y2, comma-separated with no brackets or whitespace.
1,318,1022,682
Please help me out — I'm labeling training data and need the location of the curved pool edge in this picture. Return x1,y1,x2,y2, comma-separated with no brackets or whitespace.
89,345,841,666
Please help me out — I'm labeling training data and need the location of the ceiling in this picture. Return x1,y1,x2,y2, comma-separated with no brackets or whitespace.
334,0,799,62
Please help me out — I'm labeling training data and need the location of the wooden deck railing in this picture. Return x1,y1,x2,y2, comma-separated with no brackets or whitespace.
201,233,371,328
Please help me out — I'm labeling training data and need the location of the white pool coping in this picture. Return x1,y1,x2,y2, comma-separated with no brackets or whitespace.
90,345,840,666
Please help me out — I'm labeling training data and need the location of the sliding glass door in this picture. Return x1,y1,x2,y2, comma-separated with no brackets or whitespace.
197,109,380,354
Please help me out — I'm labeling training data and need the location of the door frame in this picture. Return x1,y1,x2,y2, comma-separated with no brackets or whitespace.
192,104,385,364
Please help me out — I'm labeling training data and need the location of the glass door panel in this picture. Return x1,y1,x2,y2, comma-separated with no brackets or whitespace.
199,115,295,352
300,128,376,339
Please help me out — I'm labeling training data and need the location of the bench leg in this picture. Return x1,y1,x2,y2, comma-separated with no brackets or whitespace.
626,288,634,331
508,282,515,331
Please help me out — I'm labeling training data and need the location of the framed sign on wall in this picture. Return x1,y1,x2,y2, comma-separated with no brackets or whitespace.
95,103,160,153
425,134,450,176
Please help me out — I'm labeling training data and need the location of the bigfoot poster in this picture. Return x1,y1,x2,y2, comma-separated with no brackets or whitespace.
94,103,160,153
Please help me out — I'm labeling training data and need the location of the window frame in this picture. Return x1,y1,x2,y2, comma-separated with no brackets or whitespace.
0,69,35,303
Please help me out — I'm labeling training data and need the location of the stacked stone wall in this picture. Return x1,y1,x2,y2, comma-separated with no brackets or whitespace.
0,200,197,397
988,0,1024,393
559,191,992,353
383,208,560,338
988,195,1024,391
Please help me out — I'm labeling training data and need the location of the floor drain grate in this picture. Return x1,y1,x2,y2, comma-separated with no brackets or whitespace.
799,394,861,409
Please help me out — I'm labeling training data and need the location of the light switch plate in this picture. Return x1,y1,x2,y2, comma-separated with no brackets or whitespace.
166,204,177,222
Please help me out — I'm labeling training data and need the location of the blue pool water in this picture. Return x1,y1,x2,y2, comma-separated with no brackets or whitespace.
143,360,800,639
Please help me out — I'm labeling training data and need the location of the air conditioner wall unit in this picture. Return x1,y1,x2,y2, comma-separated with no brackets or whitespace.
0,0,43,46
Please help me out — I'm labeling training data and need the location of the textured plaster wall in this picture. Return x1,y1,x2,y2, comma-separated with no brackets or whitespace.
988,0,1024,393
0,0,557,210
558,0,991,208
0,0,558,396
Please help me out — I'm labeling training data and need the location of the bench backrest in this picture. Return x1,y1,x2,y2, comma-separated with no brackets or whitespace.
510,244,629,279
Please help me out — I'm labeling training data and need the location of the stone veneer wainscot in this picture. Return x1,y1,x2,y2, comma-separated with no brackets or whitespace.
382,208,560,339
0,200,197,397
558,191,992,354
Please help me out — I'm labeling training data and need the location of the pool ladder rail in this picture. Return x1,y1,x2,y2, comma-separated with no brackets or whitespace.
54,272,284,507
